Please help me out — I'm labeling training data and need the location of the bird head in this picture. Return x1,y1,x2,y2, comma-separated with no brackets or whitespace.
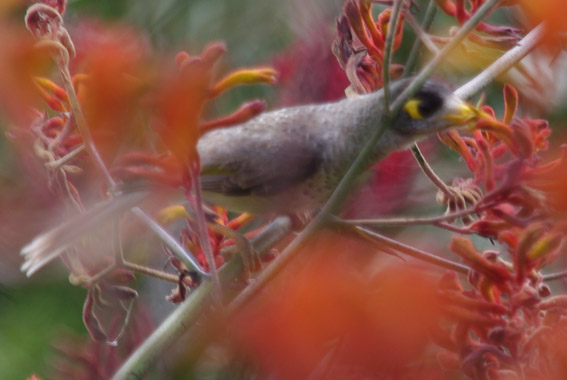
389,79,479,138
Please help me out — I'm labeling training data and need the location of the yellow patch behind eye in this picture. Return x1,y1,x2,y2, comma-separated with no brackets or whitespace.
403,99,424,120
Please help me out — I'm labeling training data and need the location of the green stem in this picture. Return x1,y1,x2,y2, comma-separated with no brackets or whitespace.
110,216,292,380
382,0,404,112
404,0,437,77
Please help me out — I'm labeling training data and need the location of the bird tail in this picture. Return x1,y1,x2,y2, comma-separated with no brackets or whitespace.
20,191,148,277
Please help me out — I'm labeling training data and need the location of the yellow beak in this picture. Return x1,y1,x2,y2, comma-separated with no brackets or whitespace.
441,98,480,125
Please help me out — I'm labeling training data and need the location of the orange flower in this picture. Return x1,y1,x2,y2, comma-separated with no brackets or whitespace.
524,145,567,219
74,25,152,164
231,232,441,379
521,0,567,50
153,43,225,164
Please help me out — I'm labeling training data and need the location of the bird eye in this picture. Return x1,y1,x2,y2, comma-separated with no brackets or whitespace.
403,99,425,120
403,91,444,120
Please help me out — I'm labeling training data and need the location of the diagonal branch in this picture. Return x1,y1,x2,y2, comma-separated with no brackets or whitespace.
110,216,293,380
454,23,545,100
382,0,405,112
351,225,470,274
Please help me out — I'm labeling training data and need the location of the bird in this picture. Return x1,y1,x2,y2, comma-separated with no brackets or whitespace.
197,78,477,214
20,78,479,276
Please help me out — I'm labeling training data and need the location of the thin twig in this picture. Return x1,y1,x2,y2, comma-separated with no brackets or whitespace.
353,225,470,274
435,222,474,234
130,207,208,276
189,168,223,304
543,271,567,282
122,261,179,283
84,262,118,288
404,3,439,59
382,0,405,112
56,61,117,188
404,0,437,77
454,23,545,100
44,144,85,169
342,203,486,226
411,144,454,199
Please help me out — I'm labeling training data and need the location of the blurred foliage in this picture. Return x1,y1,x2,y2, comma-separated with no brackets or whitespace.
0,281,85,380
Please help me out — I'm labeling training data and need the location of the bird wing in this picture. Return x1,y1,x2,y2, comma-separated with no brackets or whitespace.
198,126,323,197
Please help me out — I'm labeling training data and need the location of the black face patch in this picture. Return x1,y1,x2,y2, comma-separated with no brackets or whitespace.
415,90,444,118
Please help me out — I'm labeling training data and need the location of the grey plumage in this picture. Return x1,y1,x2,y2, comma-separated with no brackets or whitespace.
197,79,472,213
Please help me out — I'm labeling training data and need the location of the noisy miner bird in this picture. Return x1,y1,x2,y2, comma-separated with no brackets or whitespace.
21,78,479,276
198,78,476,213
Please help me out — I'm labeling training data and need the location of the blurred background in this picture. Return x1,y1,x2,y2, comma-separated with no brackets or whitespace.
1,0,566,379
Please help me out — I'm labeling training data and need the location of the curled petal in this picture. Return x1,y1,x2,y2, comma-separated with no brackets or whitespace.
34,39,70,65
199,100,266,135
108,285,139,301
455,0,468,25
344,0,378,56
199,42,227,66
332,15,355,69
175,51,191,67
377,9,405,51
210,68,278,98
359,0,383,49
34,83,66,112
527,232,563,262
475,117,519,152
40,0,67,14
33,76,68,102
345,49,372,94
516,223,547,280
25,4,63,38
157,205,189,225
435,0,457,16
442,304,505,326
438,271,464,292
539,296,567,311
439,290,508,314
450,236,513,282
438,130,477,172
226,212,254,231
